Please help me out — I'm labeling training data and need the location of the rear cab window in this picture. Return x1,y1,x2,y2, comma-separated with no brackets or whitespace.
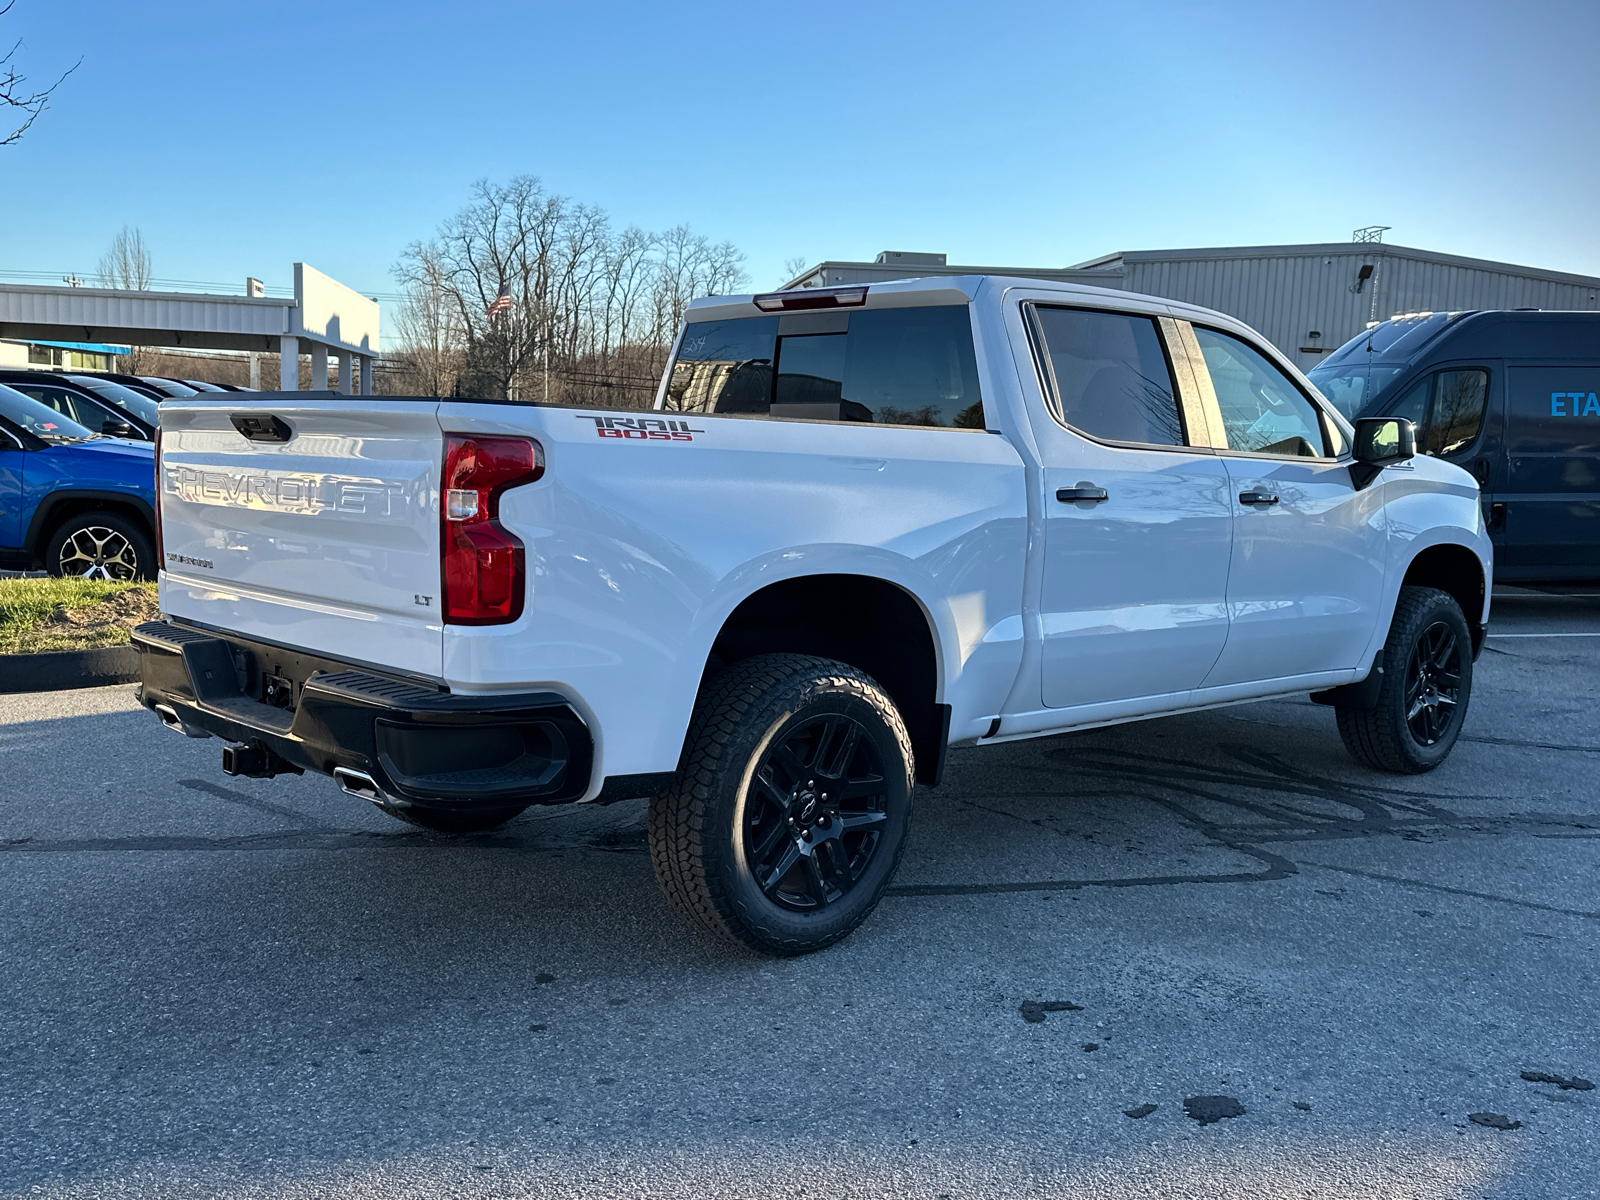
664,305,985,429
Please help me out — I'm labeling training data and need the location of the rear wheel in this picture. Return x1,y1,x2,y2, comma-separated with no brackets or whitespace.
379,804,527,833
649,654,914,955
46,510,154,581
1336,586,1472,774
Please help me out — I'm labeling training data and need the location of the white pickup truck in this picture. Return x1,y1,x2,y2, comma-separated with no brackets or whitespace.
135,275,1492,954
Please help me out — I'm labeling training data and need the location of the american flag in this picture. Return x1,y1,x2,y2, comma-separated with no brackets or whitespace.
486,283,512,320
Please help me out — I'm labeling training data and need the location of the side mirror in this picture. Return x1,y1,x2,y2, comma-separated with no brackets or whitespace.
1350,416,1415,488
101,420,138,439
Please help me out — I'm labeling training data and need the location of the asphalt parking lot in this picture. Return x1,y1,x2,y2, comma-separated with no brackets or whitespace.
2,587,1597,1200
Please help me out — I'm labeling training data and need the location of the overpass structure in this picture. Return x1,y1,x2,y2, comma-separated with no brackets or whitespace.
0,263,379,392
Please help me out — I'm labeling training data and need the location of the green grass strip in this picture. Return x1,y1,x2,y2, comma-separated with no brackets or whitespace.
0,577,158,653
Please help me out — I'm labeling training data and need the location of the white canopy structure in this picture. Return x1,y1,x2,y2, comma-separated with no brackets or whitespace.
0,263,379,392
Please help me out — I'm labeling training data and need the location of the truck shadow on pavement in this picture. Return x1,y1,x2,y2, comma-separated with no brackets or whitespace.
4,700,1599,929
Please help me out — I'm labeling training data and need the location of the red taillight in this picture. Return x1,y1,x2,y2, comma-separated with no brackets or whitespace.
153,427,164,570
440,434,543,625
751,285,868,312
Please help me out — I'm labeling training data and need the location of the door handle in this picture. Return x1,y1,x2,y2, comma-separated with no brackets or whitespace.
1056,485,1109,503
1471,458,1491,485
1238,490,1279,506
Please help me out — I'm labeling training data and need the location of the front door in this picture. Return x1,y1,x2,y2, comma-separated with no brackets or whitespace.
1185,324,1389,687
1026,303,1234,709
1382,362,1499,545
0,430,24,549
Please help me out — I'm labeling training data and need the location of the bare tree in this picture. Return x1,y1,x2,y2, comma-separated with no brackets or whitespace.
1,1,77,146
388,247,463,397
781,256,809,286
96,225,152,290
93,225,155,371
393,177,747,405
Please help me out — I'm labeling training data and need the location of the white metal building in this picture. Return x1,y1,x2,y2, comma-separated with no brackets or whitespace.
0,263,379,391
785,243,1600,370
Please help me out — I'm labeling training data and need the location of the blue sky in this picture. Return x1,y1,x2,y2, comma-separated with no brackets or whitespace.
3,0,1599,315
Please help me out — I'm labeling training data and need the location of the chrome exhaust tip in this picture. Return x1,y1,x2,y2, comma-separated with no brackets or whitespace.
153,702,211,739
332,766,389,805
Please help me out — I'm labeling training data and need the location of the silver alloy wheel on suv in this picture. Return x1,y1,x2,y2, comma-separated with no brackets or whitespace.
44,511,155,582
57,525,141,580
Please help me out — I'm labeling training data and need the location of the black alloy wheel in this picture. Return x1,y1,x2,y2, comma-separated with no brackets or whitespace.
649,653,915,955
1403,620,1462,747
1336,585,1473,774
744,713,890,912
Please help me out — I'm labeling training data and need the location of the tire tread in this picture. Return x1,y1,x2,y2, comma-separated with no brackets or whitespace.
648,653,913,955
1336,585,1469,774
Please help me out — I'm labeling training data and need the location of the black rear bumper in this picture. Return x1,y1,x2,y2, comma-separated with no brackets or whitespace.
132,621,593,811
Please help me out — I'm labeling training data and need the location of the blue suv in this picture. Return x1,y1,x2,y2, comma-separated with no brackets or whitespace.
0,383,157,580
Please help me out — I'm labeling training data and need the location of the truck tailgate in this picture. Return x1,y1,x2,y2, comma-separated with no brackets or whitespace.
158,399,445,679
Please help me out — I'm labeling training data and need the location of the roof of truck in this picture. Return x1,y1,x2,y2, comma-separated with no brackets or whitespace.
686,273,1257,335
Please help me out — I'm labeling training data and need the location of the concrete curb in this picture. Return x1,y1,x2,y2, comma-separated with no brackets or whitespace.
0,645,140,694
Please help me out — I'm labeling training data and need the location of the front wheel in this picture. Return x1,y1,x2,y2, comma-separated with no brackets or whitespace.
648,654,915,955
1336,586,1473,774
46,511,154,581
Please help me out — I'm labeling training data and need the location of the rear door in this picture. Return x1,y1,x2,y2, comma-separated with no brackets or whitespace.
1024,302,1235,709
1501,364,1600,573
1182,322,1389,688
158,398,446,678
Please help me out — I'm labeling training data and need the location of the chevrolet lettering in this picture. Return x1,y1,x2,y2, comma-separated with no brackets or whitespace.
162,465,407,516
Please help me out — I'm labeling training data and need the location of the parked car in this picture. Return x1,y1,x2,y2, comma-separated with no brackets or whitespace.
70,372,187,401
1309,310,1600,581
170,378,228,392
135,377,202,400
135,276,1491,954
0,383,157,580
0,370,154,440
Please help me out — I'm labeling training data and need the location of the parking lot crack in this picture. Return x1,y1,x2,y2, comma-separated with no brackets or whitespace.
1298,861,1600,921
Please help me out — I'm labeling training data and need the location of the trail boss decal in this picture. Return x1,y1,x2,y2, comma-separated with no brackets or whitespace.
580,415,704,441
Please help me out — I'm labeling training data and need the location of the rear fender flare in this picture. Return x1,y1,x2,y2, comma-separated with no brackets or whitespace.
24,491,157,557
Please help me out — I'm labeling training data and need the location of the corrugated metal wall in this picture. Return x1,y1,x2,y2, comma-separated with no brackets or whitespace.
795,246,1600,371
1119,249,1600,370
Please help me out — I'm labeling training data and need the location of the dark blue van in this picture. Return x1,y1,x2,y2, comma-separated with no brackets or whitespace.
1309,311,1600,582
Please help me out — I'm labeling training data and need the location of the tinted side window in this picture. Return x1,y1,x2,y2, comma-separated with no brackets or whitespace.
841,307,983,428
14,385,95,428
1031,307,1184,446
1428,370,1488,456
1193,327,1328,457
1386,376,1431,431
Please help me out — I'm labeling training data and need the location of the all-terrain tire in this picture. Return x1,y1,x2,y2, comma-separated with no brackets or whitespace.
648,653,915,956
1336,586,1473,774
380,804,528,833
45,510,155,581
